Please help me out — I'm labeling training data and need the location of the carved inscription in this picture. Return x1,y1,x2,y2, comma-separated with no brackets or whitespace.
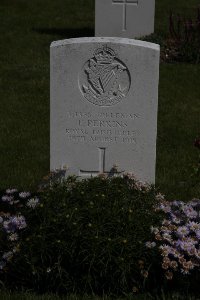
79,148,123,176
65,111,139,144
79,46,131,107
112,0,139,31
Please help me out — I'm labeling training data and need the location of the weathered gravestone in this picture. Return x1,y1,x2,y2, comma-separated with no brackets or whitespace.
95,0,155,38
50,37,160,183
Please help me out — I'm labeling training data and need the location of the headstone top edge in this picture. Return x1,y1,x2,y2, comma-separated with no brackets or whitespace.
50,37,160,51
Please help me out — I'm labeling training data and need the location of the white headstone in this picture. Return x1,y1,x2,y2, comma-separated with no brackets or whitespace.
95,0,155,38
50,37,160,183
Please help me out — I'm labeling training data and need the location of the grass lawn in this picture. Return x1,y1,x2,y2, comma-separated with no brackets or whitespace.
0,0,200,199
0,0,200,298
0,291,199,300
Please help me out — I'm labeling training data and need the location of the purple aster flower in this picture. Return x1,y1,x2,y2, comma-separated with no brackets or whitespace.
0,261,6,270
181,269,190,275
190,198,200,207
177,238,197,253
162,232,172,241
175,239,182,248
170,213,181,224
172,200,184,207
8,233,19,241
145,241,156,248
176,226,190,237
26,197,39,209
150,226,159,234
183,205,198,219
156,193,165,201
2,251,13,261
187,221,200,232
6,188,18,194
159,244,175,256
3,215,27,233
162,219,171,226
195,230,200,239
149,196,200,277
195,250,200,259
19,192,31,199
11,216,27,230
3,220,14,233
159,204,171,213
1,195,14,203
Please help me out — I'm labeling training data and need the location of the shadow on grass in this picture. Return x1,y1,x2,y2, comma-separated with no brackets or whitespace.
32,27,94,38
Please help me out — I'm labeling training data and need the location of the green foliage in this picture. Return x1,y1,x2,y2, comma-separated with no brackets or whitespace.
0,176,160,295
144,8,200,64
0,0,200,204
0,0,199,298
0,291,199,300
0,290,199,300
164,9,200,63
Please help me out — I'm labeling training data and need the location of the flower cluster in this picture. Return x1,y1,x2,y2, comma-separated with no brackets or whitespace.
96,168,152,192
3,215,27,233
0,188,40,270
122,172,152,192
0,212,26,270
1,188,39,209
163,9,200,64
146,197,200,280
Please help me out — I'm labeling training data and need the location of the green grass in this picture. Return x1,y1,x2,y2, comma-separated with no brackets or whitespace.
0,0,200,198
155,0,200,35
0,2,200,299
157,63,200,200
0,292,199,300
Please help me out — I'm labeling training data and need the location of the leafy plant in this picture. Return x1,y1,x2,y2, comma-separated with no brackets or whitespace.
0,189,39,273
163,9,200,63
0,174,160,295
145,196,200,295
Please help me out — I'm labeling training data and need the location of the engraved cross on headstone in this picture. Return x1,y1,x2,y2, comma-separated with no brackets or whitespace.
79,147,122,177
112,0,139,31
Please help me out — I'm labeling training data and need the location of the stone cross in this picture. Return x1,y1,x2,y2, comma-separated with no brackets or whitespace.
112,0,139,31
79,148,122,177
95,0,155,38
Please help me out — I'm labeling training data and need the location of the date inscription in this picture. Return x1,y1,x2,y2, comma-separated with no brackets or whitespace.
65,111,139,144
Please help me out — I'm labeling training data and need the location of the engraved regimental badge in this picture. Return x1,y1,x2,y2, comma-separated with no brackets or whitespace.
79,46,131,107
